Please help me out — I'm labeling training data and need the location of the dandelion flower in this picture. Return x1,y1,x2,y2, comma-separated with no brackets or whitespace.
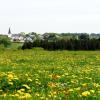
82,91,90,97
23,84,30,89
90,90,95,93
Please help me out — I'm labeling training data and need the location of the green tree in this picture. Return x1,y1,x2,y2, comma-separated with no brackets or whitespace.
0,35,11,47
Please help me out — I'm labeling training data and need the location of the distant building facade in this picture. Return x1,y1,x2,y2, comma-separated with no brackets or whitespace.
8,28,25,42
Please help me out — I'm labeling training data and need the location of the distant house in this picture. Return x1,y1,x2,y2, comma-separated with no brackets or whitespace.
8,28,25,42
11,34,25,42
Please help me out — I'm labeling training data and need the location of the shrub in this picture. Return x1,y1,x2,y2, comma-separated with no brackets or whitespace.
0,35,11,47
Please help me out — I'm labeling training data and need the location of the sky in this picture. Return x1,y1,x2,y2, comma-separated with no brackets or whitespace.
0,0,100,34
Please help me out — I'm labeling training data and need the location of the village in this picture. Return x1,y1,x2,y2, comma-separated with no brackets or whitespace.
1,28,100,44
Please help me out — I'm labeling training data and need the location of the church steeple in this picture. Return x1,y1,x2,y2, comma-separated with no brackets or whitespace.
8,27,11,34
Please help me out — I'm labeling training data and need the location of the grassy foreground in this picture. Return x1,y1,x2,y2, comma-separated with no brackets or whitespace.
0,48,100,100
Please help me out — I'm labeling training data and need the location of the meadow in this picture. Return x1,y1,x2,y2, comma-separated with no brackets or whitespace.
0,47,100,100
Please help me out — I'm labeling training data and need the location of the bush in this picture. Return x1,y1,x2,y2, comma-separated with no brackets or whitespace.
22,41,33,50
0,35,11,47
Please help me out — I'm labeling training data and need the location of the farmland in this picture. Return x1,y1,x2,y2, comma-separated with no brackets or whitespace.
0,48,100,100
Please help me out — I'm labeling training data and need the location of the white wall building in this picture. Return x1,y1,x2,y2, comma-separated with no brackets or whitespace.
8,28,25,42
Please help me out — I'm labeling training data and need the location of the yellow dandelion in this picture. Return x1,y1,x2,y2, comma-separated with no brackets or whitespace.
8,82,13,85
74,87,81,91
14,93,19,97
13,77,19,80
93,83,100,88
7,73,14,80
68,89,74,92
90,90,95,93
17,90,22,94
49,74,61,79
48,94,51,97
23,84,30,89
28,78,32,82
20,89,25,92
24,93,32,98
0,90,3,92
19,96,26,99
82,91,90,97
46,97,49,100
82,83,87,87
3,93,7,97
25,74,28,76
48,82,56,88
98,91,100,94
48,74,52,78
35,93,40,96
52,91,57,95
56,75,61,79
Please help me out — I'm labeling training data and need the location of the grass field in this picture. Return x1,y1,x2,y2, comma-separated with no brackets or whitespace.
0,48,100,100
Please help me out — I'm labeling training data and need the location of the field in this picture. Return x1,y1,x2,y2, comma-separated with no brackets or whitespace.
0,48,100,100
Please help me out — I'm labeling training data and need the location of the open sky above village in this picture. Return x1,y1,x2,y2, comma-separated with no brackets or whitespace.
0,0,100,34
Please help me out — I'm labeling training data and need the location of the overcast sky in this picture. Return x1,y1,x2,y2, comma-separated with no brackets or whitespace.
0,0,100,34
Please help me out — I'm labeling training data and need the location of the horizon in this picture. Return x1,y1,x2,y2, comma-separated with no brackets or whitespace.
0,0,100,34
1,29,100,35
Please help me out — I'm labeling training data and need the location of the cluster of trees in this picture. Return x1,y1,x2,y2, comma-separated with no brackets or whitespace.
22,33,100,50
0,35,11,47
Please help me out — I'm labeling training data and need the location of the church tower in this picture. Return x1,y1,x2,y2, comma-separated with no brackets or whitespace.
8,27,11,34
8,27,11,37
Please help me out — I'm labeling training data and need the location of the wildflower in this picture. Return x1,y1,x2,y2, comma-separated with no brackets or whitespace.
64,73,69,76
14,93,19,97
98,91,100,94
48,74,52,78
24,93,32,98
19,96,26,99
13,77,19,80
82,91,90,97
28,78,32,82
61,83,67,87
48,94,51,97
68,89,74,92
90,90,95,93
35,78,39,81
0,90,3,92
72,75,77,78
52,91,57,95
74,87,81,91
35,93,40,96
49,74,61,79
40,96,45,99
3,93,7,97
82,83,87,87
56,74,61,79
71,79,78,83
8,82,13,85
46,97,49,100
9,94,15,97
25,74,28,76
20,89,25,92
17,90,22,94
48,82,56,88
93,83,100,88
7,73,14,80
23,84,30,89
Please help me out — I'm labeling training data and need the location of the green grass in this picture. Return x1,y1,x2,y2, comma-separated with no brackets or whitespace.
10,42,23,50
0,48,100,100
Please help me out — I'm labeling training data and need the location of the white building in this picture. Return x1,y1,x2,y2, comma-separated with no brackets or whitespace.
8,28,25,42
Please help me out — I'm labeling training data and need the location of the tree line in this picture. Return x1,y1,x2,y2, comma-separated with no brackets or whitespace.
22,32,100,50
